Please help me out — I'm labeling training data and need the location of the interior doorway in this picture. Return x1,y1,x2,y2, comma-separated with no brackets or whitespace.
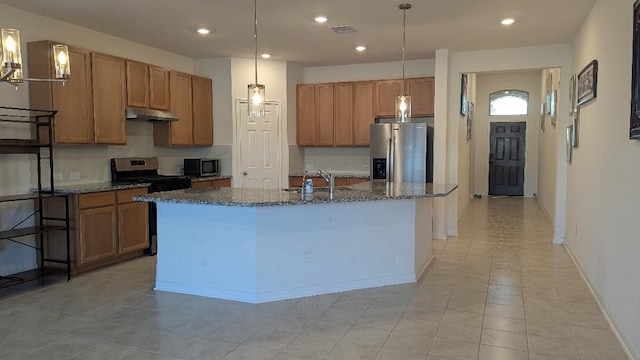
488,121,526,196
235,100,282,189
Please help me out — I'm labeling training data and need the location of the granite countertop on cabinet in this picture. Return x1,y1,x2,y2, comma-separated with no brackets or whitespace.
42,182,151,194
134,182,458,207
189,175,232,182
289,172,369,179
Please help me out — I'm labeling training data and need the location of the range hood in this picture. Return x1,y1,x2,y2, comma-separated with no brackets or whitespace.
125,107,179,122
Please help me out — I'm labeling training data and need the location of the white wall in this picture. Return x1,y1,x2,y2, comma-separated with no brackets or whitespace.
568,0,640,356
457,73,476,216
537,68,560,222
473,70,542,198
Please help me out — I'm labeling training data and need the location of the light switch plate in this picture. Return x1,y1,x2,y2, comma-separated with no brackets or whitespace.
69,172,81,180
305,163,314,170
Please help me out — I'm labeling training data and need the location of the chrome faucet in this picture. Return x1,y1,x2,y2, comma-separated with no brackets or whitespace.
317,169,335,194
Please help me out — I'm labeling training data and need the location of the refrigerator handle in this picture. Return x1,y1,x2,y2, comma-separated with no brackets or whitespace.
388,135,394,182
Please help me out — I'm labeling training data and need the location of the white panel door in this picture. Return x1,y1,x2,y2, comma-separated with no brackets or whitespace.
237,102,281,189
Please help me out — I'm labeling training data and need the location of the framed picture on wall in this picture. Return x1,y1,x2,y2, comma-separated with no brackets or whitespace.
569,74,577,115
577,60,598,105
630,0,640,139
460,74,468,116
467,102,474,142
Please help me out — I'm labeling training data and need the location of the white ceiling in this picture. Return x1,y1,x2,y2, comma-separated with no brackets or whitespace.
0,0,596,67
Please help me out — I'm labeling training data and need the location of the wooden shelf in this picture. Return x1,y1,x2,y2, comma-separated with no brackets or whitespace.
0,225,67,241
0,139,47,154
0,193,64,203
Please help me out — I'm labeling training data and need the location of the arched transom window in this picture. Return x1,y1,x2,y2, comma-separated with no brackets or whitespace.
489,90,529,116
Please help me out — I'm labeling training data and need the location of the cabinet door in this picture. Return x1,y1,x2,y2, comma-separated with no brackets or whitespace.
126,60,149,108
316,84,335,146
375,79,403,117
334,82,354,146
169,71,193,145
192,75,213,146
92,53,127,144
27,42,94,144
297,84,316,146
354,81,375,146
79,206,117,265
149,66,170,110
118,202,149,254
407,77,435,116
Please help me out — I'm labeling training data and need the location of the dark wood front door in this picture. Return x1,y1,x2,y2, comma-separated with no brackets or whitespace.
489,122,526,196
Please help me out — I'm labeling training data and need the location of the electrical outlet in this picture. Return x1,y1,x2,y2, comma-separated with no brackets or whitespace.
305,163,314,170
302,248,311,263
362,165,369,171
176,165,184,175
53,173,63,181
69,172,81,180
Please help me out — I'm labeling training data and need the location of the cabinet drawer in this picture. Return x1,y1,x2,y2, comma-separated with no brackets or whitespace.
79,191,116,209
117,187,149,203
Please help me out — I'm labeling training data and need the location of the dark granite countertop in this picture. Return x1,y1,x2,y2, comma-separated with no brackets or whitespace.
289,172,369,179
43,182,150,194
189,175,232,182
133,182,458,207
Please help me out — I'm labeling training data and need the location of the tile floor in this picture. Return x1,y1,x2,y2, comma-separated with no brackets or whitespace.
0,197,630,360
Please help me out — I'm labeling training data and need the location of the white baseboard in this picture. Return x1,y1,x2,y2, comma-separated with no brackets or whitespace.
432,232,448,240
536,197,556,226
563,243,640,360
553,236,565,245
447,229,459,237
416,256,434,280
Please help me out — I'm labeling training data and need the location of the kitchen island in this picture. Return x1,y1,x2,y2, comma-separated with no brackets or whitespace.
135,182,457,303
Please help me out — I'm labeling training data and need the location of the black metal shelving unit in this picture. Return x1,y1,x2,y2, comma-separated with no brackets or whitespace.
0,106,71,288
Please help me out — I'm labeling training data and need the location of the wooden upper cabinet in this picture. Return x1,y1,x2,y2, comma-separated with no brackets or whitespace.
149,66,170,110
297,84,316,146
154,71,193,146
316,83,335,146
27,41,94,144
125,60,149,108
334,82,354,146
407,77,435,116
354,81,375,146
92,53,126,144
191,75,213,146
375,79,403,117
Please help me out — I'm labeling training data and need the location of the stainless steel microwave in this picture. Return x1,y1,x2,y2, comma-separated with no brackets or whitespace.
183,158,220,177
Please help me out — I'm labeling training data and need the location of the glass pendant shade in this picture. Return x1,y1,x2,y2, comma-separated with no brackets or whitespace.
248,83,265,117
53,44,71,79
396,94,411,122
1,28,22,82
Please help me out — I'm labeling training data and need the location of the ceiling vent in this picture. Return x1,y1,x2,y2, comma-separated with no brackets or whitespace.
330,25,356,34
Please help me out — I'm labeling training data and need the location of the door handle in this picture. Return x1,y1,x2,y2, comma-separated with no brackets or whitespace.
489,153,494,165
243,171,248,175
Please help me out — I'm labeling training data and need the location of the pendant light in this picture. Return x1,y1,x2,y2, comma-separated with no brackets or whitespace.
396,3,412,122
248,0,265,117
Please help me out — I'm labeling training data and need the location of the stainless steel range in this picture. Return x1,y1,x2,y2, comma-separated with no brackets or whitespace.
111,157,191,255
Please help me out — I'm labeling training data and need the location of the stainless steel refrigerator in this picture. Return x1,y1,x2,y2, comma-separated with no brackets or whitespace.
370,121,433,183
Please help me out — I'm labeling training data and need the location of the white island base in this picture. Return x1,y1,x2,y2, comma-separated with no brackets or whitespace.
155,198,433,303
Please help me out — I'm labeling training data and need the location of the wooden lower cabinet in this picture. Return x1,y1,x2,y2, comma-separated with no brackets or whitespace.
118,202,149,254
46,188,149,274
191,178,232,188
79,205,117,265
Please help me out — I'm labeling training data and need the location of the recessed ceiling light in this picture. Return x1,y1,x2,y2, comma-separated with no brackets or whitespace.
355,46,366,52
261,53,271,59
197,28,211,35
315,16,328,23
501,18,515,25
